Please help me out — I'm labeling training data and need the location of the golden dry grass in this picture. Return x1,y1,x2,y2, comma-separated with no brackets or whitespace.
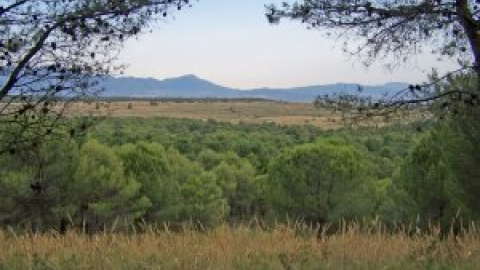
3,99,427,130
1,223,479,269
65,100,345,129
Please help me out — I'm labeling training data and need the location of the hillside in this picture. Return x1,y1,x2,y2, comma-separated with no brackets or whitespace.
0,74,408,102
99,75,408,102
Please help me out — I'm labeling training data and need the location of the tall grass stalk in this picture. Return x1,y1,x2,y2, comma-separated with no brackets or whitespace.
0,222,478,269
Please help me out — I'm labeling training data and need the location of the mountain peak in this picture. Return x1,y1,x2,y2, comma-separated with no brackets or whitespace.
176,74,200,80
100,75,407,101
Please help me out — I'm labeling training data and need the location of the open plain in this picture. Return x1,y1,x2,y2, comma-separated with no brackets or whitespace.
67,100,352,129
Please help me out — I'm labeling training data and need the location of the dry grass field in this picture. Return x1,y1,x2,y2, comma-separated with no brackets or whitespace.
66,100,345,129
1,223,479,270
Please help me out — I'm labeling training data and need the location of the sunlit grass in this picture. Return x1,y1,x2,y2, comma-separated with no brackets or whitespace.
0,222,479,269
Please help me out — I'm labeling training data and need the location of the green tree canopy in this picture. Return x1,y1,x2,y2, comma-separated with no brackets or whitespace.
266,138,375,224
66,140,150,230
180,171,228,227
116,142,182,222
0,139,79,229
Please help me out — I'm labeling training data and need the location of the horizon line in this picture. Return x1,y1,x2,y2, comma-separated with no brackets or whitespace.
113,73,408,90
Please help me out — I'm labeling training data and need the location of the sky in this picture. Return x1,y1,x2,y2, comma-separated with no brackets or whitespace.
119,0,458,89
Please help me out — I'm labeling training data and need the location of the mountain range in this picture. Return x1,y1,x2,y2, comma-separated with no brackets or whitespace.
0,74,408,102
99,74,408,102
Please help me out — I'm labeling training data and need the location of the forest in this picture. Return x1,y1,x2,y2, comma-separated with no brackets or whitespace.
1,75,479,237
3,0,480,268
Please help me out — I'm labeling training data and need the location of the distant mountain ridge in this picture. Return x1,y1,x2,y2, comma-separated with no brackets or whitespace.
0,74,408,102
99,74,408,102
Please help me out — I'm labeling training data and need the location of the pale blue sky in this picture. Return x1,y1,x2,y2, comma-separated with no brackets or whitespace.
119,0,457,89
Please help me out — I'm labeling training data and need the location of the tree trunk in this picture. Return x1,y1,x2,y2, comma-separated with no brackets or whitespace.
457,0,480,90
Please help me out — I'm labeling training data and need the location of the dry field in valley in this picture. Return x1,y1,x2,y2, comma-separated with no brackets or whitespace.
66,100,345,129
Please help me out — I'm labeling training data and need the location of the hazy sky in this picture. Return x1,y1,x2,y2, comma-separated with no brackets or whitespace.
119,0,458,89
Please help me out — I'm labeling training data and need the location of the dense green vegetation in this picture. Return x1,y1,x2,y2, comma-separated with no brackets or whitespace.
1,75,480,234
0,115,417,231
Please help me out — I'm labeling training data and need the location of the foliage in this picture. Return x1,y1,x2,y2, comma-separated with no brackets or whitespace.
267,0,473,66
265,1,480,231
394,73,480,229
0,115,439,230
267,0,480,121
180,172,228,227
0,139,78,229
67,140,151,229
1,0,478,238
396,128,466,225
266,138,376,224
207,151,258,221
115,142,181,222
0,0,193,153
